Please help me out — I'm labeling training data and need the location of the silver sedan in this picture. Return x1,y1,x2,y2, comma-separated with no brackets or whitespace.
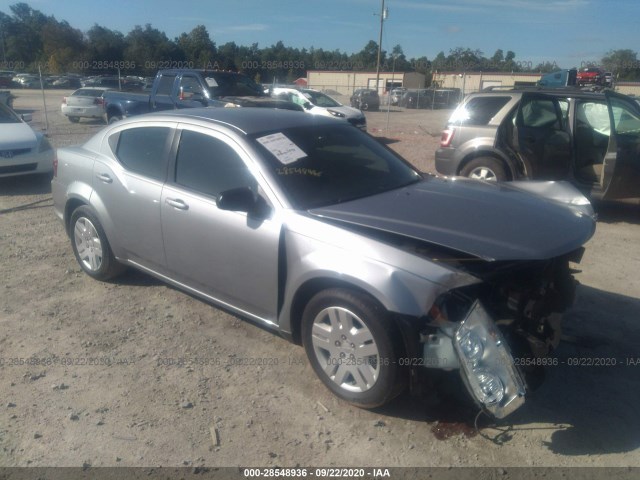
52,108,596,418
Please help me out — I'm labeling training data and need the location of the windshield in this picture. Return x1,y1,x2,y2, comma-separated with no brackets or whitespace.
303,90,341,108
251,125,421,209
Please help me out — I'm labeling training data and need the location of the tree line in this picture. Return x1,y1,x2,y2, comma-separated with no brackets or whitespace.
0,2,638,83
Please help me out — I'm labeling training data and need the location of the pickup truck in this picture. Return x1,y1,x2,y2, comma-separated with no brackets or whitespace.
103,69,301,123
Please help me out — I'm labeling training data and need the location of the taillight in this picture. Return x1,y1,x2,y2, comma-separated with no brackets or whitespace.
94,97,105,106
440,128,455,147
53,152,58,178
62,97,67,105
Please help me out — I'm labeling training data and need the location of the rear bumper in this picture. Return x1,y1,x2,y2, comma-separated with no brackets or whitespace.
435,148,458,176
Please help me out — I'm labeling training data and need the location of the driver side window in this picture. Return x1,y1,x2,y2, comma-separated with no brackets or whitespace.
174,130,256,199
178,76,204,100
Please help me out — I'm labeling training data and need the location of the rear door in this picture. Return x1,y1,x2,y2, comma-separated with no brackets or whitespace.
93,122,176,270
513,93,571,179
600,91,640,199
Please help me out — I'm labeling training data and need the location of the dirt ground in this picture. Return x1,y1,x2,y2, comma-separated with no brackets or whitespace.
0,90,639,471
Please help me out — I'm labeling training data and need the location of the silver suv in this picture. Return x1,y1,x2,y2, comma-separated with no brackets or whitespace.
435,88,640,200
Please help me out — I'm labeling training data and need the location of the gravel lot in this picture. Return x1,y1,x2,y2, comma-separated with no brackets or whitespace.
0,90,639,471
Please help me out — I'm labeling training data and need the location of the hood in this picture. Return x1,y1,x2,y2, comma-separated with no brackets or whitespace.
0,123,38,150
309,177,596,261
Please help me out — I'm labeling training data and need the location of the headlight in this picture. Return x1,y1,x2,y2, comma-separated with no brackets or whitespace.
327,110,345,118
454,300,526,418
457,328,484,365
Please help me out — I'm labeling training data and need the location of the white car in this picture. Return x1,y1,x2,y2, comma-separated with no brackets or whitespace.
0,103,54,178
271,87,367,131
61,87,111,123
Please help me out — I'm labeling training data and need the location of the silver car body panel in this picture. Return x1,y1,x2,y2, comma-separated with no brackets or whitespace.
277,211,482,335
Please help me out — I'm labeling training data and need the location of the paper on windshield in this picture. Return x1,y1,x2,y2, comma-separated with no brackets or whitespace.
204,77,219,87
256,132,306,165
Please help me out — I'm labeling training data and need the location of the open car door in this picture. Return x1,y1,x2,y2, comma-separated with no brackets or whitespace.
513,93,571,180
600,91,640,199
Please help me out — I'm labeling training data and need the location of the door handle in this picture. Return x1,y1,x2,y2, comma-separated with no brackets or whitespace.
96,173,112,184
165,198,189,210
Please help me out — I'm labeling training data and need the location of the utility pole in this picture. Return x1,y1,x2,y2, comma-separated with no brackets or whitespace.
375,0,387,95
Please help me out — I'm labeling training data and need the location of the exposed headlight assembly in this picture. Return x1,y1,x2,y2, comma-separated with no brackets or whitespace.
454,300,526,418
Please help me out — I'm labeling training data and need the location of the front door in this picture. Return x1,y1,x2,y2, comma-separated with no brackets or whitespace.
600,91,640,199
161,126,281,322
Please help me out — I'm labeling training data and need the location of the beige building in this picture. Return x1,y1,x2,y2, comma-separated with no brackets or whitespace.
432,72,541,94
307,71,426,95
432,71,640,96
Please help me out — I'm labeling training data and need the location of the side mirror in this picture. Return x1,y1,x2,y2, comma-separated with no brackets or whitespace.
217,187,271,217
303,102,313,110
21,113,32,122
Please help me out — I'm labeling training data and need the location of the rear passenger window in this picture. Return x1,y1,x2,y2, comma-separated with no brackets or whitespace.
450,96,511,125
175,130,255,198
520,98,561,128
115,127,171,180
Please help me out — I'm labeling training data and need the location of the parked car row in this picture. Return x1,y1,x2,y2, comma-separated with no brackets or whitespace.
399,88,461,109
4,73,154,91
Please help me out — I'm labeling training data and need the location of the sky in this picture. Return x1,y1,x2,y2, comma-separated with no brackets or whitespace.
1,0,638,70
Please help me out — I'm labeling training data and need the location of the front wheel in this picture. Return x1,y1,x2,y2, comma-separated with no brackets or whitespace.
302,288,406,408
460,156,507,182
70,206,125,281
108,114,122,124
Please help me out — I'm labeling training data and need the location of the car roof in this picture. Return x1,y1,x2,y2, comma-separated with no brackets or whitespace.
138,107,339,135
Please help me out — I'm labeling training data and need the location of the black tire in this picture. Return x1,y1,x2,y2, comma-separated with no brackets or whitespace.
108,114,122,124
68,116,80,123
69,206,126,281
301,288,406,408
460,156,508,182
360,102,369,111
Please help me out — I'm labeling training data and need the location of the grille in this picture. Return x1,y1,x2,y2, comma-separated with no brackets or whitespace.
0,148,31,159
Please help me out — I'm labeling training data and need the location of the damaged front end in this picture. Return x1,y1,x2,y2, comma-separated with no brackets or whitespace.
420,250,583,418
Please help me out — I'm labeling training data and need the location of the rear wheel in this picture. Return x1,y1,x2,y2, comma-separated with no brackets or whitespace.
70,206,125,281
302,288,406,408
68,116,80,123
108,114,122,124
460,156,507,181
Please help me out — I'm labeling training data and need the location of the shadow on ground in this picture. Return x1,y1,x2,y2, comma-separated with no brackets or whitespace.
0,174,52,197
593,200,640,226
